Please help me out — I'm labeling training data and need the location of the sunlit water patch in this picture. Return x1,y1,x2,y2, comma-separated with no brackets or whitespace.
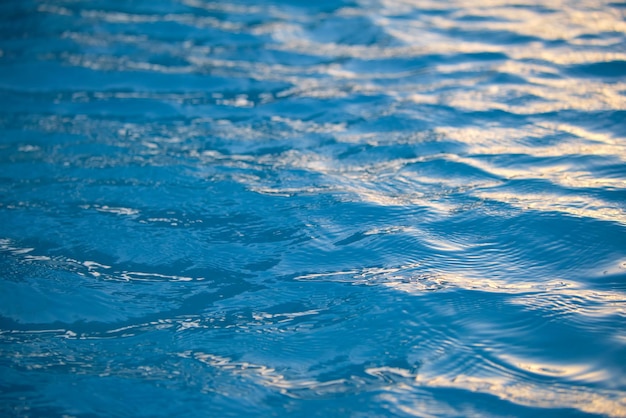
1,0,625,416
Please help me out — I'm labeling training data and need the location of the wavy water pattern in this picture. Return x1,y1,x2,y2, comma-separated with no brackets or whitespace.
1,0,626,416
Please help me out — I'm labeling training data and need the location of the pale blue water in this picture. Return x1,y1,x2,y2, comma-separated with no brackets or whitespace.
1,0,626,416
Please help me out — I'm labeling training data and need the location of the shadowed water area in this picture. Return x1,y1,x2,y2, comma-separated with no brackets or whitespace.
1,0,626,416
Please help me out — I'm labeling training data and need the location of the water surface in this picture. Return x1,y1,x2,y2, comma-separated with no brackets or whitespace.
1,0,626,416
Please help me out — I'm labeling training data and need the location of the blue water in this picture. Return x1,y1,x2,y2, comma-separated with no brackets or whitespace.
1,0,626,416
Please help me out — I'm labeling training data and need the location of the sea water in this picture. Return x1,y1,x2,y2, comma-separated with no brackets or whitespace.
1,0,625,416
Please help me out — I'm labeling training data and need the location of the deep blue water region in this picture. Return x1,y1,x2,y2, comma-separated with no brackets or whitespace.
1,0,626,417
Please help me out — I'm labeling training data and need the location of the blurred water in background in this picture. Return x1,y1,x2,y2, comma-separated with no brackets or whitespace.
1,0,626,416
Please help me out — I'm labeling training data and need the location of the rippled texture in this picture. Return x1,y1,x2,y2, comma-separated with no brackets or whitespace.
1,0,626,416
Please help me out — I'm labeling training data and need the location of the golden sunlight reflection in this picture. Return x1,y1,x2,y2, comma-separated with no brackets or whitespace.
511,289,626,319
496,354,606,380
180,349,626,417
414,373,626,417
431,80,626,113
437,124,626,159
181,351,352,396
415,6,626,41
475,190,626,225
